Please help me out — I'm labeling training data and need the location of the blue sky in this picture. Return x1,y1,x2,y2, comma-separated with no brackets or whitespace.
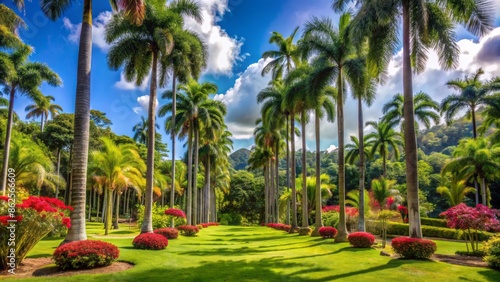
5,0,500,159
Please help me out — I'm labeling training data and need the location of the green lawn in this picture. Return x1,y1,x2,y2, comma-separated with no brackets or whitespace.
5,223,500,282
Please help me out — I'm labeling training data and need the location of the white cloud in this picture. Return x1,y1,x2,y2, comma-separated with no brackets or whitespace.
326,145,337,153
136,95,159,114
183,0,247,75
62,11,113,52
115,71,150,91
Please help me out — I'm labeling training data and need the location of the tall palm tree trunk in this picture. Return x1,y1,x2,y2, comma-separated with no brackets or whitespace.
113,190,120,229
290,114,299,232
63,0,92,243
471,106,477,139
88,187,92,222
382,153,387,178
141,50,158,234
275,143,280,223
312,110,322,236
105,188,113,235
357,97,366,232
205,159,211,223
402,1,422,239
264,165,269,224
1,87,15,196
170,72,177,227
285,116,290,225
270,157,275,222
481,176,487,206
193,127,200,224
336,69,348,242
56,148,61,199
301,110,308,229
187,128,193,225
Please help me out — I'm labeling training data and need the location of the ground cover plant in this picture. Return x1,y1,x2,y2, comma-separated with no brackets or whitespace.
53,240,119,269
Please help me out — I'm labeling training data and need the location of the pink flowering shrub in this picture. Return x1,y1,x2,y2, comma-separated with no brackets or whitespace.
164,208,186,218
348,232,375,248
132,233,169,250
53,240,119,269
319,226,337,239
266,223,291,232
154,228,179,239
177,225,200,236
391,237,436,259
397,205,408,223
440,204,500,252
1,196,72,269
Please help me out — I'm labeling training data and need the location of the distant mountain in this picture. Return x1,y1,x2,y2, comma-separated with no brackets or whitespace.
229,148,251,170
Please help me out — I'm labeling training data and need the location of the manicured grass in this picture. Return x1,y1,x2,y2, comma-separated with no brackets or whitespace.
6,225,500,281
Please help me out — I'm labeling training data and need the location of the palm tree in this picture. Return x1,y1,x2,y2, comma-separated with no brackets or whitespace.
106,0,201,232
248,146,273,223
41,0,145,243
383,92,441,131
345,135,372,165
371,177,401,210
437,178,476,207
478,94,500,144
160,79,220,225
25,95,63,132
132,116,159,145
365,120,403,178
0,45,61,196
301,13,369,241
441,69,500,138
442,137,500,206
89,137,145,235
0,3,25,49
334,0,494,238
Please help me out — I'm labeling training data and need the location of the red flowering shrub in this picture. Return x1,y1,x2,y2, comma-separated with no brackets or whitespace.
397,205,408,223
1,196,72,269
319,227,338,239
132,233,169,250
440,204,500,252
164,208,186,218
391,237,437,259
154,228,179,239
53,240,119,269
348,232,375,248
177,225,200,236
266,223,291,232
322,205,358,216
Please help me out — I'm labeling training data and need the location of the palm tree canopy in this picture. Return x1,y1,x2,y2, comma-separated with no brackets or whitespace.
383,91,440,130
345,135,372,165
261,26,301,79
365,120,403,161
25,95,63,121
436,178,475,207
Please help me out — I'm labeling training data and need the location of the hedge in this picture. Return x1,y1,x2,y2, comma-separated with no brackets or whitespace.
420,218,448,228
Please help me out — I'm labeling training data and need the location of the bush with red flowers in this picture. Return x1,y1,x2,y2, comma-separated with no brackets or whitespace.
177,225,200,236
1,196,72,269
154,228,179,239
164,208,186,218
132,233,169,250
391,237,437,259
52,240,119,270
266,223,291,232
319,226,338,239
348,232,375,248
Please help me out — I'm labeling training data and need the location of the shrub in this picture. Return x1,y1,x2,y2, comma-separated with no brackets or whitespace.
392,237,436,259
154,228,179,239
197,224,203,230
164,208,186,219
201,223,209,228
137,204,186,230
420,218,447,228
132,233,169,250
53,240,119,270
322,211,339,228
219,213,242,225
177,225,199,236
1,196,72,269
348,232,375,248
483,236,500,270
319,226,337,239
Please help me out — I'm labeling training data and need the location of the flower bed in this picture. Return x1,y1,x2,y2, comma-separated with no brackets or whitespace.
391,237,436,259
154,227,179,239
132,233,169,250
177,225,200,236
348,232,375,248
53,240,119,270
319,226,338,239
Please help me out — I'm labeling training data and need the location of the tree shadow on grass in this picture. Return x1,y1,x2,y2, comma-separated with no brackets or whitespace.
476,270,500,282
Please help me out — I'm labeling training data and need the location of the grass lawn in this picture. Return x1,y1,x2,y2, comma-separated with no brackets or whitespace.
5,223,500,282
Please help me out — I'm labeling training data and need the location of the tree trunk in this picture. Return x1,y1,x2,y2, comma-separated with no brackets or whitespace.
205,159,211,223
301,110,308,229
312,110,322,236
193,127,200,224
96,190,101,222
113,190,120,229
336,67,348,242
474,175,479,205
275,143,280,223
0,87,15,196
170,72,177,227
481,176,487,206
105,189,113,235
87,186,92,222
471,105,477,139
357,97,366,232
264,165,269,224
402,1,422,239
290,113,299,232
62,0,92,244
382,153,387,178
141,50,158,234
55,148,61,199
285,115,290,225
270,157,275,222
187,127,193,225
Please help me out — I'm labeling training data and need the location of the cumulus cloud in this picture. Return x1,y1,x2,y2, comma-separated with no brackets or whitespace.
135,95,159,114
63,11,113,52
326,145,337,153
115,71,150,91
183,0,247,75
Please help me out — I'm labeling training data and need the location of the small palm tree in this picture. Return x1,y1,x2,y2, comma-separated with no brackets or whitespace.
365,121,403,178
371,177,401,210
437,178,476,207
383,92,441,131
132,116,159,145
478,94,500,144
25,95,63,132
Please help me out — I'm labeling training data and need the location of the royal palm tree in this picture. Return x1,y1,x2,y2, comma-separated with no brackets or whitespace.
478,94,500,144
345,135,372,165
441,69,500,138
437,178,476,207
248,145,273,223
0,45,61,196
301,13,369,241
0,4,25,49
132,116,159,145
365,120,403,178
383,92,441,131
106,0,201,232
89,138,145,235
41,0,145,243
25,95,63,132
442,137,500,206
334,0,494,238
